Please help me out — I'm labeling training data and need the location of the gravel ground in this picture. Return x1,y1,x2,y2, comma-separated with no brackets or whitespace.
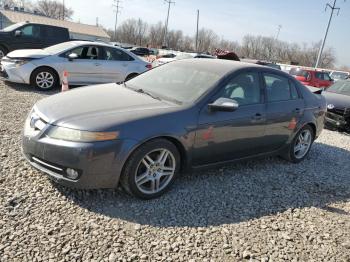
1,81,350,262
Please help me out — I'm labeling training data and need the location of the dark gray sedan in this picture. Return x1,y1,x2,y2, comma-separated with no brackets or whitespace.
22,59,326,199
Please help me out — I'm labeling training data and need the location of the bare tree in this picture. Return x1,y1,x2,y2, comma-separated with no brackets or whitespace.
34,0,73,20
167,30,183,50
107,18,337,68
148,22,164,48
136,18,148,46
196,28,218,53
0,0,20,8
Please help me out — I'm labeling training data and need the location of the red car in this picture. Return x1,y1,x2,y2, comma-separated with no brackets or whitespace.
290,68,333,88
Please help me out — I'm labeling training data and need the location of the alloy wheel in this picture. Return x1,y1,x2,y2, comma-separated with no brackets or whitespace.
294,129,312,159
135,148,176,195
36,72,54,89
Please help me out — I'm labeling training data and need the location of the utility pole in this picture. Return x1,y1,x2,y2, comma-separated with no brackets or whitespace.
62,0,65,20
163,0,175,48
315,0,345,68
275,24,282,41
113,0,122,42
195,9,199,52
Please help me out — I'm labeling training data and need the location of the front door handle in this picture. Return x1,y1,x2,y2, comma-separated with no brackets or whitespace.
293,108,301,114
252,113,263,121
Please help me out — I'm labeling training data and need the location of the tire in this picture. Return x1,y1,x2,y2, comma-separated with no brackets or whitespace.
125,73,138,82
283,125,314,163
30,67,59,91
120,139,180,199
0,45,8,59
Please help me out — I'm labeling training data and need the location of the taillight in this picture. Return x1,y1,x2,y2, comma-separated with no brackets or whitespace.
146,64,152,70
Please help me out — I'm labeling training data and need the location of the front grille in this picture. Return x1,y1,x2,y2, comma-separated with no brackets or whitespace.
25,111,47,137
326,111,346,122
327,107,350,117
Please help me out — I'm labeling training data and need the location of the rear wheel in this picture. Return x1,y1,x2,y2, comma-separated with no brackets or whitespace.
283,125,314,163
120,139,180,199
31,67,59,91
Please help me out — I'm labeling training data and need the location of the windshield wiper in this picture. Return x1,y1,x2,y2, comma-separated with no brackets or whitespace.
135,88,162,101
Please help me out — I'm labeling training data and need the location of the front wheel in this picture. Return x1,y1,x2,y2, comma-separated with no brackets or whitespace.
0,46,7,59
283,125,314,163
31,68,59,91
120,139,180,199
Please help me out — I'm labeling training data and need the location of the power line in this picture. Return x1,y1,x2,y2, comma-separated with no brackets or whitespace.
315,0,345,68
163,0,175,47
113,0,122,41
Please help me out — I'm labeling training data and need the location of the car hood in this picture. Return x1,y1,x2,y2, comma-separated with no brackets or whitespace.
35,84,179,131
323,91,350,108
7,49,50,59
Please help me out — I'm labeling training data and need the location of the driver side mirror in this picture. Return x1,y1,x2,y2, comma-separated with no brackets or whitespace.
208,98,239,112
68,53,78,61
14,30,22,37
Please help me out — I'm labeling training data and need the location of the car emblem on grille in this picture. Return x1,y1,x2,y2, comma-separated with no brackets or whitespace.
30,113,40,129
327,104,335,110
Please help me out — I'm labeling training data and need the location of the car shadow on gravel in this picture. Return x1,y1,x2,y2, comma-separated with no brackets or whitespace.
55,141,350,228
5,81,82,95
5,81,60,95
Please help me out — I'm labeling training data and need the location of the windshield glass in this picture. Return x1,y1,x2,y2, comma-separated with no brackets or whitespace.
126,62,223,103
327,81,350,96
331,72,349,80
43,42,79,54
1,22,24,32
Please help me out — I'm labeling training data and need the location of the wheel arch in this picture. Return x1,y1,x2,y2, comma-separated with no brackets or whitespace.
0,43,9,53
121,135,188,175
30,66,61,85
125,72,139,81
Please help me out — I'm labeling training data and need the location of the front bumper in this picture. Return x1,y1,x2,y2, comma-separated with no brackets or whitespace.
325,111,349,129
0,60,33,84
22,134,137,189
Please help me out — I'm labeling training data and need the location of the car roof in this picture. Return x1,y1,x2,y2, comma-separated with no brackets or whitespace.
68,40,119,48
173,58,273,75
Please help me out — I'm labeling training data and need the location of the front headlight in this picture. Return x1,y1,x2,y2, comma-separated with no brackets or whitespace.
14,59,30,67
46,126,119,142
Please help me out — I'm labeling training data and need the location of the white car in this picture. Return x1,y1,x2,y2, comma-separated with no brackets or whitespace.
330,70,349,82
0,41,151,90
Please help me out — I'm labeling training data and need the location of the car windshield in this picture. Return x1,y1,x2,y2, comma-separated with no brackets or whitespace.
43,42,79,54
295,70,309,77
126,61,223,103
331,72,349,80
326,81,350,96
1,22,24,32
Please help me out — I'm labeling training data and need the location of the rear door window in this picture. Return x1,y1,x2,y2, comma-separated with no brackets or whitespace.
264,73,298,102
104,47,134,61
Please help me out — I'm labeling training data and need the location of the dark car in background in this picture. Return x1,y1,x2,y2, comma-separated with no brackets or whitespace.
241,59,281,70
22,59,326,199
290,68,333,88
130,47,151,56
323,80,350,131
0,22,70,58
